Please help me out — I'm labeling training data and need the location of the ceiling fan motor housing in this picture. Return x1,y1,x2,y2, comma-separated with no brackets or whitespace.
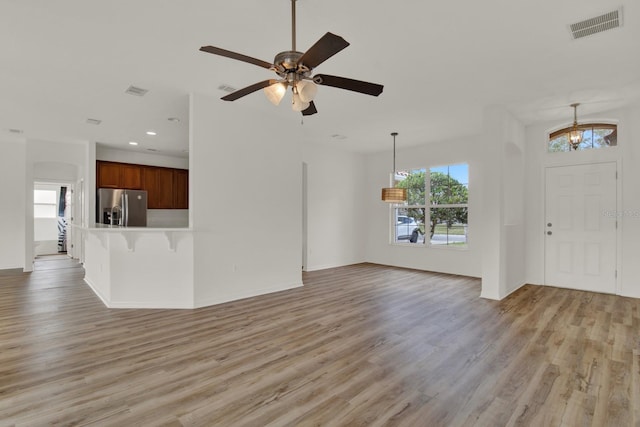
273,51,311,80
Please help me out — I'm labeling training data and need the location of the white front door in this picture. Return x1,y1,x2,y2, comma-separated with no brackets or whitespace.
544,162,617,294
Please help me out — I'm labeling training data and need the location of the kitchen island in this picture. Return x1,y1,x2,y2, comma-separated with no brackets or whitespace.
78,225,195,308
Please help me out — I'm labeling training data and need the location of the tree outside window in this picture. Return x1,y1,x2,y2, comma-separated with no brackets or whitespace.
393,164,468,246
548,124,617,152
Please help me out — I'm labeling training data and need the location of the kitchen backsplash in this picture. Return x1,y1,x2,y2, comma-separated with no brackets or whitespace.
147,209,189,228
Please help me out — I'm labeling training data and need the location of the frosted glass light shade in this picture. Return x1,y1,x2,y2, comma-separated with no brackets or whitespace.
381,187,407,202
297,80,318,103
264,83,287,105
291,92,310,112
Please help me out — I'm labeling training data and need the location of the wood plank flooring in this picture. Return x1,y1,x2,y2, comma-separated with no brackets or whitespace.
0,258,638,426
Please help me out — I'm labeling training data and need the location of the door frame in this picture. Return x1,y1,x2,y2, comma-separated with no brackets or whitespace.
542,159,622,294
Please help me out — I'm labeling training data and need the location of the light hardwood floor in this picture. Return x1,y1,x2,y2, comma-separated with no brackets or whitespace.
0,257,638,426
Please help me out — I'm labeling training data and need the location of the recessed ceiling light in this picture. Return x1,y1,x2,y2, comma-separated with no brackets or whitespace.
168,117,180,123
146,131,157,136
129,141,139,146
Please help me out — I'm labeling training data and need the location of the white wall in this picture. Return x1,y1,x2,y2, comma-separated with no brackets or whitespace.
524,104,640,298
0,138,26,270
480,107,527,300
96,146,189,169
302,142,367,271
147,209,189,228
364,136,484,278
189,93,302,307
362,107,527,300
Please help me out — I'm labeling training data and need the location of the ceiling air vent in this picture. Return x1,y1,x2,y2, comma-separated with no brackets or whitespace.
125,85,149,96
9,128,23,134
569,8,622,39
218,84,237,93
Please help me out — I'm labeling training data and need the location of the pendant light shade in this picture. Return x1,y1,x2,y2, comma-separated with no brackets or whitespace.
381,132,407,203
291,91,310,111
569,103,583,150
264,82,287,105
381,187,407,202
297,80,318,103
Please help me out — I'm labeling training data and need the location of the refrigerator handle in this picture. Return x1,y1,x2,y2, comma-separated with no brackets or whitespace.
124,193,129,226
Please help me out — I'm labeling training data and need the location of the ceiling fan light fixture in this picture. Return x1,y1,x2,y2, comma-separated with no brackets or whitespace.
291,92,309,112
264,82,287,105
297,80,317,103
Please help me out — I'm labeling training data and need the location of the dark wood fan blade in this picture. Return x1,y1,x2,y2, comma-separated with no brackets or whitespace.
301,101,317,116
200,45,273,69
222,80,279,101
298,33,349,70
313,74,383,96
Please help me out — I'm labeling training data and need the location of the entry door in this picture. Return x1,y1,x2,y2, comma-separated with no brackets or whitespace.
544,162,617,294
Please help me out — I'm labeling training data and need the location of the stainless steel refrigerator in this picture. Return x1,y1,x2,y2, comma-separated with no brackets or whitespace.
96,188,148,226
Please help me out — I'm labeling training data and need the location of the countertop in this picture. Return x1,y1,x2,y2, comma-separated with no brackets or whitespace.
73,224,192,232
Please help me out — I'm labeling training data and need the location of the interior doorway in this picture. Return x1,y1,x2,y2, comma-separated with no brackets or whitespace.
544,162,617,293
33,182,73,257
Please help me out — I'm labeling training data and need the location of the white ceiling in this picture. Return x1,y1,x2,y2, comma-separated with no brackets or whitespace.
2,0,639,155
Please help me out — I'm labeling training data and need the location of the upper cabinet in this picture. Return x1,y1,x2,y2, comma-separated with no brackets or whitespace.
97,161,142,189
97,161,188,209
143,166,175,209
173,169,189,210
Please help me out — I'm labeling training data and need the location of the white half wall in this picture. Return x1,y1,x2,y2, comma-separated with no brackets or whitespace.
189,93,302,307
302,142,366,271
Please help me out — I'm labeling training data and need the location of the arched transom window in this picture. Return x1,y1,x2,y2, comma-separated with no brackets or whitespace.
548,124,617,153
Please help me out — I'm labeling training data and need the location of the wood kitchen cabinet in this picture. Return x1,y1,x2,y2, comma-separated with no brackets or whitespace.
97,161,188,209
97,161,142,189
173,169,189,209
143,166,174,209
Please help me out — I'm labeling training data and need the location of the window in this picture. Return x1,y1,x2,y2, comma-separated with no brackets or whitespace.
34,189,57,218
393,163,469,247
548,124,617,152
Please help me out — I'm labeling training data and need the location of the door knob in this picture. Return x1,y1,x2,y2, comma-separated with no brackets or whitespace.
547,231,552,235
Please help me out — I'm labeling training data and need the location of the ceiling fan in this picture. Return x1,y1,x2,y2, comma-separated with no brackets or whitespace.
199,0,383,116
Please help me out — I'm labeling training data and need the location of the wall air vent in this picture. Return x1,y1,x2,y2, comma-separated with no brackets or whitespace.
569,8,622,39
218,84,237,93
9,128,23,134
125,85,149,96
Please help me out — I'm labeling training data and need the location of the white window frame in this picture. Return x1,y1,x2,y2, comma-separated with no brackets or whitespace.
34,189,58,219
390,163,469,248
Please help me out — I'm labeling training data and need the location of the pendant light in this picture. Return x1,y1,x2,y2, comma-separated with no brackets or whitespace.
568,103,583,150
381,132,407,202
